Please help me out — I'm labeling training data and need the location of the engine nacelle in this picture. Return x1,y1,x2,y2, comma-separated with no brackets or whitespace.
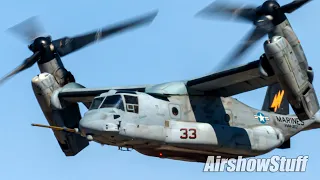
32,73,60,126
38,56,75,86
264,36,319,120
282,26,309,72
32,73,88,156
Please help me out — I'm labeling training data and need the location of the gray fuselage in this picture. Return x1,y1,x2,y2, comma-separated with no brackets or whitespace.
78,87,317,163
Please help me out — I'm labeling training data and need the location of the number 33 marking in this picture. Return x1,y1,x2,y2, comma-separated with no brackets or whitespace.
180,128,197,139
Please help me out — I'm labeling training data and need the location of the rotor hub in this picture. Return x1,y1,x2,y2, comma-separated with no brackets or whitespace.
28,36,52,53
258,0,281,16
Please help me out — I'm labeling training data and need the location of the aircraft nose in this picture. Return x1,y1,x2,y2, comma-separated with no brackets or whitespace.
79,118,104,135
79,116,120,136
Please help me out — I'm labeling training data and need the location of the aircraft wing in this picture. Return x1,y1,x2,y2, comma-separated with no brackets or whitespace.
186,60,278,97
58,60,277,107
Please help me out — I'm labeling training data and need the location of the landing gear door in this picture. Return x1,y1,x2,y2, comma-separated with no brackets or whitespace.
169,104,181,120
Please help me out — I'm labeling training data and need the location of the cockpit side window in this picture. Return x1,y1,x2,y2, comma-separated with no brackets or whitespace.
89,97,105,110
124,95,139,113
100,95,125,111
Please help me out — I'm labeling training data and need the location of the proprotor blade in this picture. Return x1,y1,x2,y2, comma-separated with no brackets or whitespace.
195,1,257,22
215,15,274,70
6,16,45,43
216,27,268,70
52,10,158,57
0,51,40,85
280,0,312,13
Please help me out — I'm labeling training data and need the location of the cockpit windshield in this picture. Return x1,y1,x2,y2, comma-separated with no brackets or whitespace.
89,95,125,111
100,95,124,110
89,97,104,110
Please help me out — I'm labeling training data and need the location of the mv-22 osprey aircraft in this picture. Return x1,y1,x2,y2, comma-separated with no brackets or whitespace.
1,0,320,163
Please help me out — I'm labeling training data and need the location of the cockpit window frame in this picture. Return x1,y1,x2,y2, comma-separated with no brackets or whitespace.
100,94,125,111
91,93,140,113
123,94,139,114
89,97,106,110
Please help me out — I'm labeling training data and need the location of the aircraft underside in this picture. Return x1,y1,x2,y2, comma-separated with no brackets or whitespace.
94,136,254,163
87,117,283,163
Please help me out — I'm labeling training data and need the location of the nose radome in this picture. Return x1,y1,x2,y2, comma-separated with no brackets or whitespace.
79,118,105,135
79,116,120,136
